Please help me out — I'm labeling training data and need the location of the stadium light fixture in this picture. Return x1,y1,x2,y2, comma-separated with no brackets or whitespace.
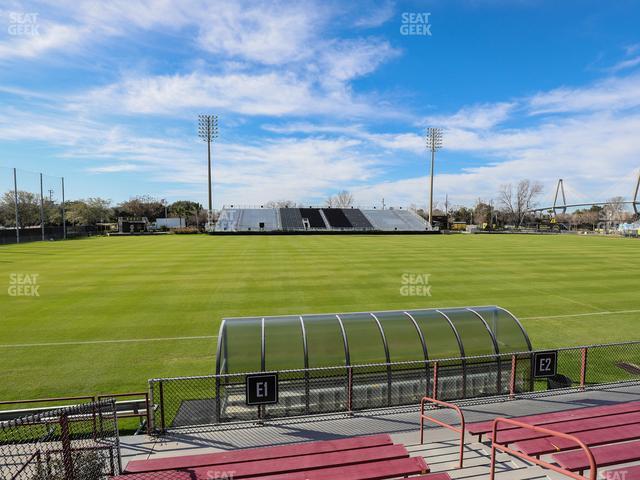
198,114,219,230
425,127,443,227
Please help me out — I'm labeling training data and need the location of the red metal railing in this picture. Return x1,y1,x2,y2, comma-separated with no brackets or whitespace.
489,417,597,480
419,396,465,468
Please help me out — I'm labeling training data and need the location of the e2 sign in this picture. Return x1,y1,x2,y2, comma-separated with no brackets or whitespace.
245,373,278,406
533,351,558,378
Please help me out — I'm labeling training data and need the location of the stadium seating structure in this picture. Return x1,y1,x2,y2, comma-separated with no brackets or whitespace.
215,207,430,232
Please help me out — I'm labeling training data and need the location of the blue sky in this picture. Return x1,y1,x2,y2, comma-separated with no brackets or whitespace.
1,0,640,209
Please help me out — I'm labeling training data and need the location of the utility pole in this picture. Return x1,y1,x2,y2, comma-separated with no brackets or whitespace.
633,170,640,217
61,177,66,240
198,114,219,231
40,173,45,241
444,193,450,229
425,127,443,228
13,168,19,244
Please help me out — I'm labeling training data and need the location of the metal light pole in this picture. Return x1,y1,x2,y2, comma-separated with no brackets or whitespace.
425,127,443,227
198,114,219,230
13,168,19,244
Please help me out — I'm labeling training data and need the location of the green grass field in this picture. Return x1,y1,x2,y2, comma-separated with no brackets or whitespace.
1,233,639,402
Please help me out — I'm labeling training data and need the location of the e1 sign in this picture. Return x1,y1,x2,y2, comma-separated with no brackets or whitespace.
245,373,278,406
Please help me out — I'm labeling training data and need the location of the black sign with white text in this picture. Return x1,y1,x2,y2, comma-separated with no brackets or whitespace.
533,351,558,378
245,373,278,406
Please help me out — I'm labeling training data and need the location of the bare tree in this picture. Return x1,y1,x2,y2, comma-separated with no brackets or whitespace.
326,190,354,208
602,196,627,223
498,180,543,227
265,200,297,208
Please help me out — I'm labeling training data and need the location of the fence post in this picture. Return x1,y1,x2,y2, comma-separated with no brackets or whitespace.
509,355,517,399
347,366,353,415
91,401,97,441
159,380,166,434
148,381,156,433
580,347,588,390
59,412,74,480
433,362,439,400
144,391,152,435
111,399,123,474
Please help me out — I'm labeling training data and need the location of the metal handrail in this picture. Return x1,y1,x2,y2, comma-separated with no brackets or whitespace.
420,396,465,468
0,395,95,406
489,417,597,480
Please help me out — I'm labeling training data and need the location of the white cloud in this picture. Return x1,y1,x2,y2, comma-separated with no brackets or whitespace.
196,1,324,65
425,102,515,130
353,1,396,28
74,71,385,118
528,74,640,114
318,38,400,85
88,164,140,173
263,122,423,152
610,56,640,73
0,22,84,59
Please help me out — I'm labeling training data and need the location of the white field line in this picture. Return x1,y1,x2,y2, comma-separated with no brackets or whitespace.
4,309,640,348
521,309,640,320
0,335,217,348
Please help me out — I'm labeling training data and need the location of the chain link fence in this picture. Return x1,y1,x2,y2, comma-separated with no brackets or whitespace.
149,341,640,434
0,399,121,479
0,166,69,245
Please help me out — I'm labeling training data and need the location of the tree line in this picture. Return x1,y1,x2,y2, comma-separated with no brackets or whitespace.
2,180,634,229
0,194,208,227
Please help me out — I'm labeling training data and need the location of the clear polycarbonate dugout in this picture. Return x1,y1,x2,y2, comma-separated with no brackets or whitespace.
214,306,533,421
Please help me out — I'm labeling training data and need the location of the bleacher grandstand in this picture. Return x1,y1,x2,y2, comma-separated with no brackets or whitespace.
215,206,430,232
299,207,328,229
112,385,640,480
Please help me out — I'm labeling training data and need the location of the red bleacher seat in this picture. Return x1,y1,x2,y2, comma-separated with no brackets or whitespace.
514,424,640,457
116,444,409,480
125,434,392,473
552,439,640,474
467,401,640,439
409,475,452,480
489,410,640,444
114,456,430,480
233,456,430,480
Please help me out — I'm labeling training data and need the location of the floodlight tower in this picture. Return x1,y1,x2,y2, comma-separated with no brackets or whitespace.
198,114,219,230
425,127,443,227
